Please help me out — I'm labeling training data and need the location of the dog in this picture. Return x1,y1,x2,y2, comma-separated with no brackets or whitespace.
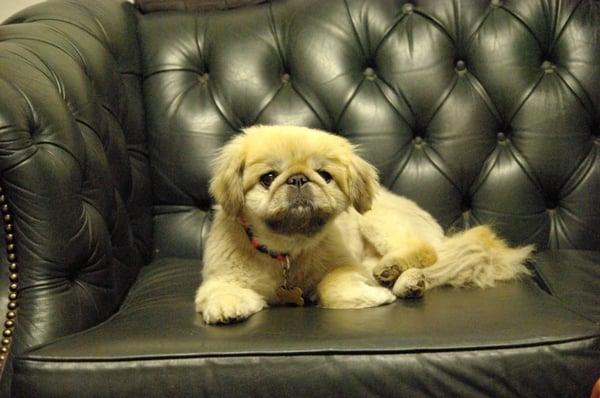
195,125,533,324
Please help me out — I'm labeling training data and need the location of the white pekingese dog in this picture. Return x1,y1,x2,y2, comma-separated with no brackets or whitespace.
195,125,533,324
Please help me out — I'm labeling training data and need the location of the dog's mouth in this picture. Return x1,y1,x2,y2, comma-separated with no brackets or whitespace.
265,190,332,236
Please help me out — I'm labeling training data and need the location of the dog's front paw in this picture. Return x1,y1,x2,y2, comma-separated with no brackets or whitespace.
319,282,397,309
318,266,397,309
195,284,266,325
392,268,427,299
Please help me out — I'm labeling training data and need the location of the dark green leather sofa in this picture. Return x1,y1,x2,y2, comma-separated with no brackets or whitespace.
0,0,599,396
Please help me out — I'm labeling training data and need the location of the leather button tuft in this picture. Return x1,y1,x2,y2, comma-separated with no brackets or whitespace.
281,73,290,84
546,198,558,210
490,0,502,7
364,67,377,80
455,60,466,72
497,132,506,142
461,198,471,212
541,61,555,73
402,3,414,14
414,136,423,145
198,73,210,85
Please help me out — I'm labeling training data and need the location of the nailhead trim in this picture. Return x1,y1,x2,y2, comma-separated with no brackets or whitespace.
0,185,17,373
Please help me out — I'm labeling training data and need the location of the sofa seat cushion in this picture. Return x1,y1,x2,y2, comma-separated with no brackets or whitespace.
533,250,600,323
14,256,600,397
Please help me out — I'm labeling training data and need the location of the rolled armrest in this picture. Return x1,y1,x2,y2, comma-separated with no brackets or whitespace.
0,0,152,383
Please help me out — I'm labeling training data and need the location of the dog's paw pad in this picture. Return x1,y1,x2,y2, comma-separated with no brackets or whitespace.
393,269,427,299
403,280,425,299
373,264,401,287
214,313,247,325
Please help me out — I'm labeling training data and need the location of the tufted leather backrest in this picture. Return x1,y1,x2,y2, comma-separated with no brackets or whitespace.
141,0,600,253
0,0,152,356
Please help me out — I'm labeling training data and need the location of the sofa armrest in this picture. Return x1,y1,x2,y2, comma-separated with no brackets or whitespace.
0,0,152,385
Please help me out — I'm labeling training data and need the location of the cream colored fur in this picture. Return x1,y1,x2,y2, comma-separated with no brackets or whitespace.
195,125,533,324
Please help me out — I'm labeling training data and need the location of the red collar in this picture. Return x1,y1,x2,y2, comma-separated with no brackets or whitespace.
238,217,289,262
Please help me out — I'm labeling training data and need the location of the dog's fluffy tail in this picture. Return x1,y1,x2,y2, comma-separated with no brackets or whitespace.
423,225,534,289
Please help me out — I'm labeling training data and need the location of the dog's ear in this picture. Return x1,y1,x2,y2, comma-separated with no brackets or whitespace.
209,135,246,215
347,152,379,214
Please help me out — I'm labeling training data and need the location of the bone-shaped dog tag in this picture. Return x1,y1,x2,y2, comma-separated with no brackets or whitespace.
276,286,305,306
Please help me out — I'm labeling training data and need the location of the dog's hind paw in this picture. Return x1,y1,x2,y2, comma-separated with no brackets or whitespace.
393,268,427,299
373,243,437,287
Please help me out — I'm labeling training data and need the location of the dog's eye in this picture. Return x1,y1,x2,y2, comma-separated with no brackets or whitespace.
260,171,278,188
317,170,332,183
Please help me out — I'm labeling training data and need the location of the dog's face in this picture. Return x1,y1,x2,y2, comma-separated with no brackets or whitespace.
210,125,379,236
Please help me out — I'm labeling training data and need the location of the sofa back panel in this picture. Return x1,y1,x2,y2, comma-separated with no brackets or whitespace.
0,0,152,354
140,0,600,253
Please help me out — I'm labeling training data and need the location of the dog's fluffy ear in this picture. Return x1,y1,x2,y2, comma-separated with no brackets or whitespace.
347,152,379,214
209,135,246,215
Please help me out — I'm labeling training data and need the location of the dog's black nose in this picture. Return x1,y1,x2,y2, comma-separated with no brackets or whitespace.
286,174,309,187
